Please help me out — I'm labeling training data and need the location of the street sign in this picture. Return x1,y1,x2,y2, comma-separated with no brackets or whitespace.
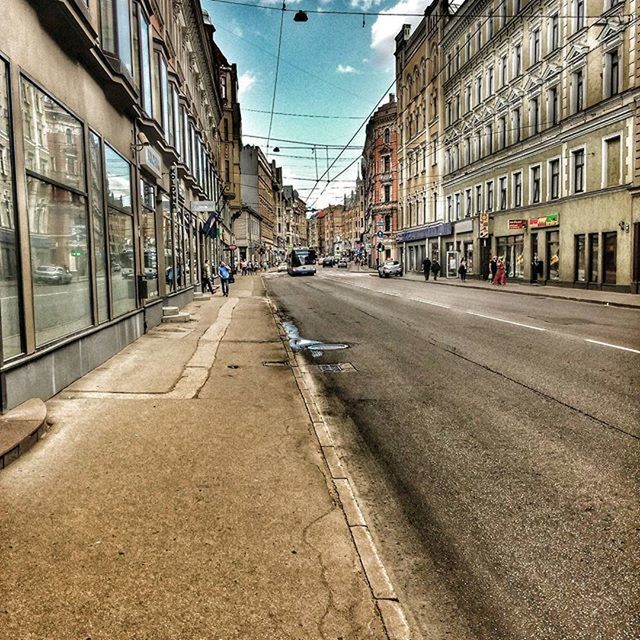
375,220,385,228
377,242,385,252
376,230,384,238
228,244,237,251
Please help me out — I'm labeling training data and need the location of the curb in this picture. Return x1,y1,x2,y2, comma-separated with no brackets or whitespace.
396,276,640,310
265,294,412,640
0,398,49,470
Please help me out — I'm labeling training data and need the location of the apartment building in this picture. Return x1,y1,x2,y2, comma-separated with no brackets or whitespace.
0,0,229,410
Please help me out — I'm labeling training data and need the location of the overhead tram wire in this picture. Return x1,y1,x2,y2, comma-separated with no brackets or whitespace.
265,1,286,158
243,133,363,149
245,108,364,120
207,0,629,19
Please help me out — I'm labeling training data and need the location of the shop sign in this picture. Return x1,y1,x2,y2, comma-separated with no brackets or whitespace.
169,164,178,215
140,146,162,179
454,219,473,234
191,200,217,213
508,219,527,230
479,212,490,238
529,213,559,228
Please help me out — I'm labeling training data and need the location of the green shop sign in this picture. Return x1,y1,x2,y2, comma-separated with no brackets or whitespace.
529,213,559,229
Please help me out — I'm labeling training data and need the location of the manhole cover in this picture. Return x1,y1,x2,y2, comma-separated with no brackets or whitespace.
262,360,289,367
316,363,357,373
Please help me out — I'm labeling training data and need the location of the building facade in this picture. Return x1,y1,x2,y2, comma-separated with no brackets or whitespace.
362,94,400,266
395,0,639,290
0,0,230,410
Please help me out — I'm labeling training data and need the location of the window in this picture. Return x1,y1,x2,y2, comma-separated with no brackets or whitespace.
140,180,158,299
172,86,180,154
497,234,525,278
455,193,461,220
531,29,540,65
500,55,508,86
22,80,92,347
514,44,522,76
548,86,559,125
530,96,540,134
105,145,135,315
531,165,541,203
499,117,506,149
513,107,521,143
513,171,522,207
486,181,494,211
384,128,390,144
486,123,493,155
89,132,109,324
476,22,482,50
575,234,586,282
476,184,483,212
466,33,472,60
605,49,620,98
499,176,507,209
384,185,391,202
0,61,22,358
488,11,494,38
100,0,133,75
487,66,494,96
575,0,585,30
499,1,507,27
476,76,482,104
447,196,452,221
549,159,560,199
383,155,391,173
464,137,471,164
573,69,585,112
465,189,472,217
550,14,559,50
139,12,152,115
604,136,621,186
572,148,585,193
465,86,472,112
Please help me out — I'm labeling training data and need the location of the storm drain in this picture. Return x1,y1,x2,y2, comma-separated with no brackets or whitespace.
316,363,357,373
262,360,290,367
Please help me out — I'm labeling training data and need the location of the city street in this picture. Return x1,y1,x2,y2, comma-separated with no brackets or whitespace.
266,269,640,640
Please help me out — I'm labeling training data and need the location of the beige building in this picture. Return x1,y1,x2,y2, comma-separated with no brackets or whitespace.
396,0,639,290
0,0,230,410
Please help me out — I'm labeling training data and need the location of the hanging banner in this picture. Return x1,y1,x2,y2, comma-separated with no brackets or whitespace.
479,212,490,238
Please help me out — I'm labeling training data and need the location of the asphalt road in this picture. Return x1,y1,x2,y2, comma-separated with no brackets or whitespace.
265,270,640,640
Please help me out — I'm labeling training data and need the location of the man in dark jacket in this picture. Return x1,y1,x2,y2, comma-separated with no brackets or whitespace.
422,256,432,281
489,255,498,282
431,259,441,281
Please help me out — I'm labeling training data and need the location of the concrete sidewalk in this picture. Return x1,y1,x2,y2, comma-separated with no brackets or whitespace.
0,276,389,639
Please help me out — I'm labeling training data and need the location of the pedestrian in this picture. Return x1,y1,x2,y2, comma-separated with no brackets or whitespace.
431,258,441,281
489,255,498,284
218,261,230,297
458,257,467,282
422,256,432,281
201,260,214,294
494,257,507,286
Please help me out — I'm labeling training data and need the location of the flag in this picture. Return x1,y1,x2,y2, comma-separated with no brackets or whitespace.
202,211,217,237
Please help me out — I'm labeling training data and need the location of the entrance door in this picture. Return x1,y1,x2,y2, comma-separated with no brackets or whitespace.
480,237,491,280
531,233,540,281
603,231,617,285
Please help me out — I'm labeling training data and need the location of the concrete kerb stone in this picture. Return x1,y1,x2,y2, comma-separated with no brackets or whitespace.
265,289,411,640
0,399,49,471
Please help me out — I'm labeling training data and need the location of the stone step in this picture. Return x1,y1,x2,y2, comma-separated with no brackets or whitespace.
162,306,180,317
193,293,211,301
162,311,191,324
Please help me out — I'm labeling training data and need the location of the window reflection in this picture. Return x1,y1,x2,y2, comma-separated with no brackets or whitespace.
105,145,132,212
0,61,22,358
140,179,158,298
108,210,135,316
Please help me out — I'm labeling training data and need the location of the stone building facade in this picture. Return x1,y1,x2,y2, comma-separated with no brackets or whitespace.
0,0,234,410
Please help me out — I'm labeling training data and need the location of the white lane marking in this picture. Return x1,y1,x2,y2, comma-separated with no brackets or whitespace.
465,310,546,332
584,339,640,355
418,300,451,309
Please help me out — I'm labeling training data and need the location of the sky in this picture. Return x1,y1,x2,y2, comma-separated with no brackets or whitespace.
201,0,425,210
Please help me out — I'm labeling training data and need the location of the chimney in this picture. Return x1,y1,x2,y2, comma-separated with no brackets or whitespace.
389,93,396,103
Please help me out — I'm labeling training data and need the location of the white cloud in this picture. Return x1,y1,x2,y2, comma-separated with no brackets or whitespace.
238,71,257,97
231,20,243,37
350,0,383,9
336,64,358,74
370,0,424,70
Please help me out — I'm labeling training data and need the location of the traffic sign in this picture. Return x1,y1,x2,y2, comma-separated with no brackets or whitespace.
228,244,237,251
376,230,384,238
377,243,385,252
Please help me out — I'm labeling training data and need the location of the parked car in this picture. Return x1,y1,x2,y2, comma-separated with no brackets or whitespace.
277,262,288,272
322,256,334,267
121,267,134,279
33,265,72,285
337,259,348,269
378,260,403,278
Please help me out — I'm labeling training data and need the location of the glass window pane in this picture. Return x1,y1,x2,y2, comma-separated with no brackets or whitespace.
100,0,116,52
575,235,586,282
0,61,23,358
174,210,185,288
140,180,158,298
140,14,152,115
21,78,85,191
108,209,136,316
27,177,91,346
116,0,132,74
162,196,175,291
105,144,132,212
89,132,109,323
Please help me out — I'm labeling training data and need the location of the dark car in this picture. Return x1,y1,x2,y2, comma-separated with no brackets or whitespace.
377,260,403,278
33,265,72,285
322,256,334,267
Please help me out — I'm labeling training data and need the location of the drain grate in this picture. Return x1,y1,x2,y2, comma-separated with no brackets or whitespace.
316,363,357,373
263,360,290,367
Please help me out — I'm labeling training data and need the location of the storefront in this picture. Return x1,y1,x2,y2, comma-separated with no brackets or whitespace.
397,222,453,272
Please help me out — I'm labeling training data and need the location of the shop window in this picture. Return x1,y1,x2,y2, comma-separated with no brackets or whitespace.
89,132,109,323
140,180,158,298
547,230,560,281
22,78,92,347
0,61,23,358
575,234,586,282
603,231,617,284
497,235,525,278
588,233,599,283
105,144,135,315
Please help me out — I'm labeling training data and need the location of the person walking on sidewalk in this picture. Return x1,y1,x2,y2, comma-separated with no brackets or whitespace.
218,261,231,297
494,257,507,286
490,255,498,284
201,260,214,294
422,256,432,281
431,258,441,281
458,257,467,282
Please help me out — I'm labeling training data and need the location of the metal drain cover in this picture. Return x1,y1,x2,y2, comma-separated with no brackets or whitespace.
316,363,357,373
262,360,290,367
